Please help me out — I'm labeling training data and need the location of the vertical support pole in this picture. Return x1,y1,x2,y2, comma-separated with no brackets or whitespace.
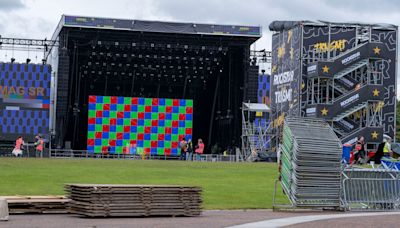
328,24,331,60
130,70,136,96
207,74,220,147
182,77,188,99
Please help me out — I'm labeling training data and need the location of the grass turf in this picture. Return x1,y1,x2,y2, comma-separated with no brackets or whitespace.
0,158,288,209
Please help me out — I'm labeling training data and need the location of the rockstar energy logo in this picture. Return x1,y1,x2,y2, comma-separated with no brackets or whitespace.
314,39,347,53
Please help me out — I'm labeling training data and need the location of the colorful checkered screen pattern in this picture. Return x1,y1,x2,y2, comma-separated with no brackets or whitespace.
87,96,193,155
0,62,51,140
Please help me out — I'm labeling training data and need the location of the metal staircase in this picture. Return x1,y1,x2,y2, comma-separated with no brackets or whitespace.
334,59,369,79
307,42,384,78
332,122,347,137
330,42,369,62
337,76,356,89
333,102,368,122
305,37,385,143
332,83,347,95
338,117,359,132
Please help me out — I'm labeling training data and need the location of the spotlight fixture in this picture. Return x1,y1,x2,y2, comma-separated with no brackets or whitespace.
42,59,46,65
11,58,15,63
26,58,31,64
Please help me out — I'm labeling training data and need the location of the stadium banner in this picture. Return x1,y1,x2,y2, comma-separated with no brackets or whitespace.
371,29,397,140
270,26,302,129
0,63,51,141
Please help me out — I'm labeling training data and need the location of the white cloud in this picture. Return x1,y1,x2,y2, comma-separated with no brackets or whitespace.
0,0,25,11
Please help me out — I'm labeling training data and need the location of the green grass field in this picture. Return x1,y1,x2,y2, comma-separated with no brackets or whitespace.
0,158,288,209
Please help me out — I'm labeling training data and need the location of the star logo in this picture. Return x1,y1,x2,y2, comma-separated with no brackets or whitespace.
322,65,329,73
372,89,380,97
373,46,381,55
371,131,379,140
320,107,329,116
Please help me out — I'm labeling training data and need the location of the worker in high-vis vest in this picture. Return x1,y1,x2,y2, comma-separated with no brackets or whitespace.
383,137,392,158
34,134,44,158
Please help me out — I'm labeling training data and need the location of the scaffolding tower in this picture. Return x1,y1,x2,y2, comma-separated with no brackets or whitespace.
241,102,271,161
305,26,386,146
269,21,397,149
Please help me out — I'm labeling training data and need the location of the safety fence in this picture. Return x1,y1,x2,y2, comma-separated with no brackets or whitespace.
47,149,239,162
341,168,400,211
275,117,400,212
279,117,342,209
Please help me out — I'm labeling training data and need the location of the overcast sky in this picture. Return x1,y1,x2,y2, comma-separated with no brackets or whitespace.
1,0,399,81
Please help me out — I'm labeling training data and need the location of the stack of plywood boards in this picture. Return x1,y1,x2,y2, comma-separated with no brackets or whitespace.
5,196,69,214
66,184,202,217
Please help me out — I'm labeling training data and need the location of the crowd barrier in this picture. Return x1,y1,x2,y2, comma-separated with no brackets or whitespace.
48,149,239,162
0,146,266,162
341,168,400,211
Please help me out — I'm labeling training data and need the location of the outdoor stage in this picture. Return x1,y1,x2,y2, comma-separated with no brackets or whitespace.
48,15,261,153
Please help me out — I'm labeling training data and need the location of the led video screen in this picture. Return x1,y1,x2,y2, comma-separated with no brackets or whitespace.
0,63,51,141
87,96,193,155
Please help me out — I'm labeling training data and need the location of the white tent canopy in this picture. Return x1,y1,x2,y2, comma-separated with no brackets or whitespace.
243,103,270,112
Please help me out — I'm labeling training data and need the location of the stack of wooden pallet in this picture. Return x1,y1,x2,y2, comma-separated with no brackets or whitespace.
66,184,202,217
5,196,69,214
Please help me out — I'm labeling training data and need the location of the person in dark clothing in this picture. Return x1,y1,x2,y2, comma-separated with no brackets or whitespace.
353,136,366,164
186,139,193,161
179,137,188,160
374,141,385,164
